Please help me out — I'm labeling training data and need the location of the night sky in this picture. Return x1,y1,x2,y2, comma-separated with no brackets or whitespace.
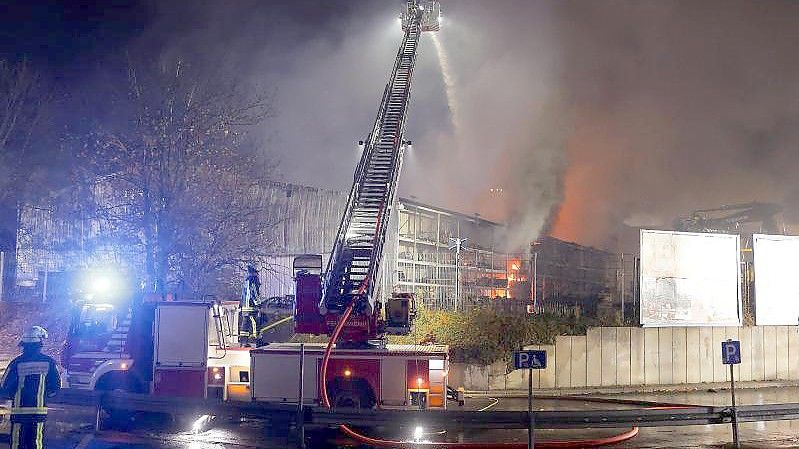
4,0,799,251
0,1,150,72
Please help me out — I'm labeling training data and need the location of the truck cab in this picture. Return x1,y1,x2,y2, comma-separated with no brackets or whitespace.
62,299,141,392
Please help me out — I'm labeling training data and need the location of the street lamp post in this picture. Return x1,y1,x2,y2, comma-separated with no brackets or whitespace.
530,241,541,313
532,251,538,310
448,237,468,312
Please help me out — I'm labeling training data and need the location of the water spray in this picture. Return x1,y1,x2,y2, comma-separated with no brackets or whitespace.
432,32,462,135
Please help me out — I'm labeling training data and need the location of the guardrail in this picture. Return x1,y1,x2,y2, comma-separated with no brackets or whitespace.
311,407,725,429
50,389,799,430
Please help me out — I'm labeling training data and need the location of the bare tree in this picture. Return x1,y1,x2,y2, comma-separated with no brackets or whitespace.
75,57,278,296
0,59,53,295
0,60,44,197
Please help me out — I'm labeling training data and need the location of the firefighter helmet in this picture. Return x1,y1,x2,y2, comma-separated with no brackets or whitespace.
20,326,48,344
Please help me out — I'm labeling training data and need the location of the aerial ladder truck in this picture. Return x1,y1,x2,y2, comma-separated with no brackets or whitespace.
250,0,449,410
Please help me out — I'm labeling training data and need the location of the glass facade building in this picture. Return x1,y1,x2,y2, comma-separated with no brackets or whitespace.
386,199,524,310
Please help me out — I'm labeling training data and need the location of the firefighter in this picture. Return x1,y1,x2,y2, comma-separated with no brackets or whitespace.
239,264,262,346
1,326,61,449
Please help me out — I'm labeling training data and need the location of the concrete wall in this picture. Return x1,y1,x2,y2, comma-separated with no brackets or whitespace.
451,326,799,391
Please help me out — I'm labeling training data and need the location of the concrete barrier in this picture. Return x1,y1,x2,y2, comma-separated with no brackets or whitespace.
571,335,587,387
451,325,799,392
686,327,701,383
555,336,571,388
644,328,659,385
616,327,631,386
630,328,645,385
586,329,601,387
738,326,752,381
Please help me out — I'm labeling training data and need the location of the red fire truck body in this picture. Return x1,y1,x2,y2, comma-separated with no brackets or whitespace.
63,298,251,402
251,343,448,409
63,297,448,410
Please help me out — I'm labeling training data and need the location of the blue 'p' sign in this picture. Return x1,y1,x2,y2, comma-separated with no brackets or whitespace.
721,340,741,365
514,350,547,370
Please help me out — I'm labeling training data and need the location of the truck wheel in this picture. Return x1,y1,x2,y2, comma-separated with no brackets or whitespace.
264,414,293,437
332,390,363,409
96,373,143,430
330,378,376,410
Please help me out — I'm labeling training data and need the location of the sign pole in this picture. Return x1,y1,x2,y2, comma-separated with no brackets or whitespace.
528,367,534,449
722,338,741,449
729,363,740,449
297,343,306,449
514,348,546,449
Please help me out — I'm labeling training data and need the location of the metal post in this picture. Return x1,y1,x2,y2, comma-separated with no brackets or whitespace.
42,269,48,303
620,253,625,323
454,247,460,312
297,344,306,449
0,251,5,301
532,252,538,311
528,368,534,449
730,363,740,449
633,257,640,323
449,237,467,312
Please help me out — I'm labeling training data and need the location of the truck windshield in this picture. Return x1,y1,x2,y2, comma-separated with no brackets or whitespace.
69,304,117,351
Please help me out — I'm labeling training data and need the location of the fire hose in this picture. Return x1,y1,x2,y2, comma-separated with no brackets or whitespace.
319,302,650,448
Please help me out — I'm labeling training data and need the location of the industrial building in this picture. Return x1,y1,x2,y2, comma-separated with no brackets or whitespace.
5,181,632,317
243,184,525,311
390,198,519,310
530,237,634,320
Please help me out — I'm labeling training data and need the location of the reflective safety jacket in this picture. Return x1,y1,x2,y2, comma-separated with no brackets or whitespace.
1,350,61,423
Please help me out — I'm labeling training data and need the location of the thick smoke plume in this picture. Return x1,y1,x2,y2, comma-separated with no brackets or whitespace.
132,0,799,252
405,1,568,253
549,0,799,249
131,0,569,254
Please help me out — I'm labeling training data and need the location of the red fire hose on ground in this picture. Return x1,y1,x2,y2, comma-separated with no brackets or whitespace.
318,303,648,448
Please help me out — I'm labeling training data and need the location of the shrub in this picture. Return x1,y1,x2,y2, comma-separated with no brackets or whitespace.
389,307,601,365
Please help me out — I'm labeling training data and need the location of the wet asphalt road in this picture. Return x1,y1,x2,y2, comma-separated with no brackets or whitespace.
18,387,799,448
470,389,799,448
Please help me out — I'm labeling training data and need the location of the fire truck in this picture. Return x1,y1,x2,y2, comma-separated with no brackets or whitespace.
253,254,449,410
250,0,449,411
62,0,451,415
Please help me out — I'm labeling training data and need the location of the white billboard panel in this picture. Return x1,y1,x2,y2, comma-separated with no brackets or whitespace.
640,230,741,327
753,234,799,325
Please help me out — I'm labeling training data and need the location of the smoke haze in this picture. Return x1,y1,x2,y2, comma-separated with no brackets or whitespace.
44,0,799,251
549,0,799,249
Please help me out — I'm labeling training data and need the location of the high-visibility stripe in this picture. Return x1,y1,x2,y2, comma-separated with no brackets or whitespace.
36,374,45,408
11,423,20,449
14,383,21,407
17,362,49,377
35,422,44,449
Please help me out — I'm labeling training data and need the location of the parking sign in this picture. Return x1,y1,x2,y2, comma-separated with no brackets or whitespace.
513,350,547,370
721,340,741,365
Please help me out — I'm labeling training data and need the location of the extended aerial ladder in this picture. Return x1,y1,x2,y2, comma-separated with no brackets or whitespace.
294,0,441,345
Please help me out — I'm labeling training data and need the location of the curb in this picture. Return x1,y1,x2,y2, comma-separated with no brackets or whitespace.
465,380,799,397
